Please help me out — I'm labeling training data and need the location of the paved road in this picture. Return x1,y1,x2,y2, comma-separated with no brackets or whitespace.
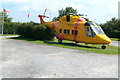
0,37,118,78
110,41,119,47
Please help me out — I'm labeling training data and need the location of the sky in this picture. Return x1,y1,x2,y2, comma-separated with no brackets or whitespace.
0,0,119,24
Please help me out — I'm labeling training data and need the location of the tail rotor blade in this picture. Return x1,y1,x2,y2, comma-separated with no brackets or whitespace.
43,9,47,16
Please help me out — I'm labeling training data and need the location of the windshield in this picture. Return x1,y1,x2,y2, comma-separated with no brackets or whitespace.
91,23,105,34
84,22,105,37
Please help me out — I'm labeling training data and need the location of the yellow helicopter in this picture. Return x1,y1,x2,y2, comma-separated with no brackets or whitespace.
38,13,111,49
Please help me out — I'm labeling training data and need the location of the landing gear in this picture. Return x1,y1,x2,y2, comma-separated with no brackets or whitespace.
58,39,62,44
85,43,88,45
75,42,78,44
101,45,106,49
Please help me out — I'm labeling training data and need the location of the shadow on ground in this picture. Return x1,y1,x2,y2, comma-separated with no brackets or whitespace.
9,36,36,41
43,41,100,49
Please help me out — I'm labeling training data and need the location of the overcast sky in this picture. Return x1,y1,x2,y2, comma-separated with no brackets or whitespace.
0,0,119,23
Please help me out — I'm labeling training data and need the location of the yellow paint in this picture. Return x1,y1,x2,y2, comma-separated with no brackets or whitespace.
39,15,111,45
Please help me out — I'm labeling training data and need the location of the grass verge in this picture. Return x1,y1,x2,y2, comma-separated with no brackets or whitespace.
0,34,19,36
110,38,120,41
9,36,119,54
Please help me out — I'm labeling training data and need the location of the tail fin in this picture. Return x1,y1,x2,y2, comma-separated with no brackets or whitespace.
38,15,49,24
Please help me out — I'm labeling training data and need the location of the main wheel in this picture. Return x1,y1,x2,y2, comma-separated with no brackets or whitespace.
58,39,62,44
101,46,106,49
75,42,78,44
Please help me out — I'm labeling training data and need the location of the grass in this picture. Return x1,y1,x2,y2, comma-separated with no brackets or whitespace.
1,34,119,41
110,38,120,41
0,34,19,36
9,36,119,54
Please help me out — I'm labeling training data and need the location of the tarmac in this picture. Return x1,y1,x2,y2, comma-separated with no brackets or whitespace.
0,36,119,78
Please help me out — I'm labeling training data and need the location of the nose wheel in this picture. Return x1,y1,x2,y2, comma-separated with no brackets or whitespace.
58,39,62,44
101,45,106,49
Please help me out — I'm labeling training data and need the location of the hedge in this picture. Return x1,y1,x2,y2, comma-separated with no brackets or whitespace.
17,22,55,40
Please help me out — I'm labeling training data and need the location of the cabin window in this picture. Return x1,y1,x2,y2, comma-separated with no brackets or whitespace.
67,30,70,34
72,30,78,35
75,30,78,35
59,29,62,33
66,15,70,22
64,29,67,34
64,29,70,34
72,30,74,34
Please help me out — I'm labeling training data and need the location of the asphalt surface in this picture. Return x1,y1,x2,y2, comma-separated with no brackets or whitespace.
110,41,119,47
0,36,118,78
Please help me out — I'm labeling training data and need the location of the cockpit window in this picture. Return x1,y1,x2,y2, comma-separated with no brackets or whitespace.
85,27,90,32
91,24,105,34
90,27,96,37
85,27,95,37
84,22,105,37
84,22,105,35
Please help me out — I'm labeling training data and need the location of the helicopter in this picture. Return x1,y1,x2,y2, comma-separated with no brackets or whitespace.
38,12,111,49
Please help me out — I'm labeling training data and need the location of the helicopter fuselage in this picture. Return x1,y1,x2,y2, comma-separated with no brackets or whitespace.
39,15,111,45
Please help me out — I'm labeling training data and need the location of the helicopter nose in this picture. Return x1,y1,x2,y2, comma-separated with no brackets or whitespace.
104,38,111,44
101,35,111,44
96,34,111,44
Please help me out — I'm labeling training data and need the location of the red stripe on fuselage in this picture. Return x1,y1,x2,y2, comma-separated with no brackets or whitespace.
52,22,56,29
73,19,81,41
56,34,64,40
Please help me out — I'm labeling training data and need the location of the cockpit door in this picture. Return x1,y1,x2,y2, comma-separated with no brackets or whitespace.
85,26,95,37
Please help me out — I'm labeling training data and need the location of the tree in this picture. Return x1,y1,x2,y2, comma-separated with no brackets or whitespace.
52,7,78,21
0,11,15,34
100,17,120,38
0,11,13,22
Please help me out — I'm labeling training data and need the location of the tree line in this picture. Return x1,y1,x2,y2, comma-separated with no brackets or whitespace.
100,18,120,38
0,7,119,40
0,12,55,40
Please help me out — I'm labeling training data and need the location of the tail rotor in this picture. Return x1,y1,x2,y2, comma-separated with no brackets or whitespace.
38,9,49,24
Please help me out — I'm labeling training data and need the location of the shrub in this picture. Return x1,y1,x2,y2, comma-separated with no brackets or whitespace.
17,22,55,40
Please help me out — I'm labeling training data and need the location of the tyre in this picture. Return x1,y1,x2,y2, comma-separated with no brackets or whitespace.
58,39,62,44
101,46,106,49
75,42,78,44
